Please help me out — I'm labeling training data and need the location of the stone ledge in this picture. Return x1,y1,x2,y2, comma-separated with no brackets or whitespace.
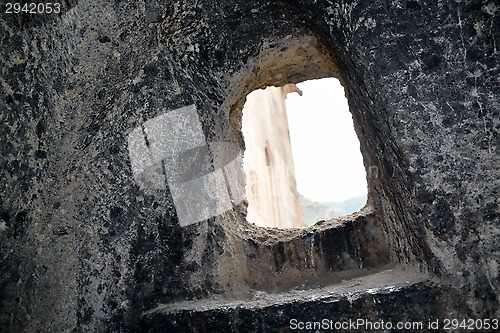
138,267,464,332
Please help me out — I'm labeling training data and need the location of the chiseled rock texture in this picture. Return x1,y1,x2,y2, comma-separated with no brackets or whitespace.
0,0,498,332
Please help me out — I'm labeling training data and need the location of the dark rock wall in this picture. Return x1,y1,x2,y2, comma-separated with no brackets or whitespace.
1,0,498,331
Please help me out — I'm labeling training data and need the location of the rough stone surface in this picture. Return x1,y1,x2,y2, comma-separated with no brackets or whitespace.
0,0,498,332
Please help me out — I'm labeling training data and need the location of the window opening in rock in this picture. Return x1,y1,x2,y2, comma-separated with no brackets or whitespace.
242,78,367,228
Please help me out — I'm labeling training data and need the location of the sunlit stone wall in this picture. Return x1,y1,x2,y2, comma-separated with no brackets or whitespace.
242,84,303,228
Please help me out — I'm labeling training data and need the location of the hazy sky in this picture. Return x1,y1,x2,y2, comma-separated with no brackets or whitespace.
285,78,368,202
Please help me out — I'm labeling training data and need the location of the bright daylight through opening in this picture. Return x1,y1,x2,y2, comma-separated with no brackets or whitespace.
242,78,367,228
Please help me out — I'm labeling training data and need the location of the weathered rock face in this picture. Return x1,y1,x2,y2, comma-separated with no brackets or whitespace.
0,0,498,332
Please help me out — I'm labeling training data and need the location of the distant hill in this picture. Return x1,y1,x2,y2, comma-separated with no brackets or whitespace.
298,194,367,227
324,194,367,215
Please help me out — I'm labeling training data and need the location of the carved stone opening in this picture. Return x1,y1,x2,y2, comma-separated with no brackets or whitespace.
189,33,395,298
241,77,368,229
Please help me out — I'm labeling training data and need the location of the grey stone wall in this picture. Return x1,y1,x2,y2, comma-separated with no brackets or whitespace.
1,0,498,331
